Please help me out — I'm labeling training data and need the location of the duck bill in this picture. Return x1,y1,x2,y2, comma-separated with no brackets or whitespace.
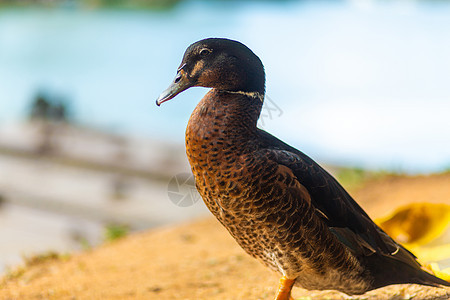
156,70,193,106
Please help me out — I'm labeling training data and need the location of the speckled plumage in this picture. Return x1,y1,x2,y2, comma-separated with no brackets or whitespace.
185,90,369,294
157,38,449,297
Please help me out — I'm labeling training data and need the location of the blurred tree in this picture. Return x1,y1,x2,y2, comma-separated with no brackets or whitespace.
29,92,73,122
0,0,182,9
29,93,51,120
29,91,73,155
51,100,71,123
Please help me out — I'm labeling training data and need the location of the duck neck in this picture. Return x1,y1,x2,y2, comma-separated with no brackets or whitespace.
218,89,264,129
186,88,264,145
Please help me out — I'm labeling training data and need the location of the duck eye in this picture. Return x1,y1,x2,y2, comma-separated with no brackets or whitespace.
199,48,211,57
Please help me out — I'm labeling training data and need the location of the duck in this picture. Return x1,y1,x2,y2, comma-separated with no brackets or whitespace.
156,38,449,299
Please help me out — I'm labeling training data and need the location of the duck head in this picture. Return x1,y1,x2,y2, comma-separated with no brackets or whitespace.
156,38,265,106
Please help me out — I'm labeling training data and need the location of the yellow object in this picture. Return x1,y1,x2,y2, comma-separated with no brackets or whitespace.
412,243,450,264
376,203,450,281
424,262,450,282
376,203,450,246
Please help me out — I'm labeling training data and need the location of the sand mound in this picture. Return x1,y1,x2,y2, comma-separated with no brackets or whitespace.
1,173,450,300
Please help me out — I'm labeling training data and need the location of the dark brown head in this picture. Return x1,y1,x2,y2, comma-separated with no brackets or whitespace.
156,38,265,106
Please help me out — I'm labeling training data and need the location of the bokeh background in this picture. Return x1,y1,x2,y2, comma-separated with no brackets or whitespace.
0,0,449,274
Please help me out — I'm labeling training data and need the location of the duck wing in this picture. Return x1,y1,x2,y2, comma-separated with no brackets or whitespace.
256,129,416,262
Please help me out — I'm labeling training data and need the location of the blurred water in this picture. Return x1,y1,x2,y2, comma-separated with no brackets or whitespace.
1,0,450,172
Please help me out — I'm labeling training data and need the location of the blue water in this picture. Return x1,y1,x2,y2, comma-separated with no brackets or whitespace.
1,0,449,172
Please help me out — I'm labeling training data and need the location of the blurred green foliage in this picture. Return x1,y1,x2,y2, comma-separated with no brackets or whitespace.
29,92,71,123
104,223,129,242
336,167,393,192
23,251,67,267
0,0,181,10
2,252,70,283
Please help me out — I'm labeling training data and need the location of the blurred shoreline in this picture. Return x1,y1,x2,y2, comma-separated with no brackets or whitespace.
0,120,209,273
0,120,448,276
0,120,347,274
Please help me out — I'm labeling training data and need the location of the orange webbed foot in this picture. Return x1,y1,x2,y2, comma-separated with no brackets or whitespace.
274,276,295,300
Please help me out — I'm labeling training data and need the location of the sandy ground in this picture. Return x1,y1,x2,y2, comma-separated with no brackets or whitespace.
1,173,450,300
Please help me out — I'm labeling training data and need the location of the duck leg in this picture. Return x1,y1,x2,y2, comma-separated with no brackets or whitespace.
274,276,295,300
